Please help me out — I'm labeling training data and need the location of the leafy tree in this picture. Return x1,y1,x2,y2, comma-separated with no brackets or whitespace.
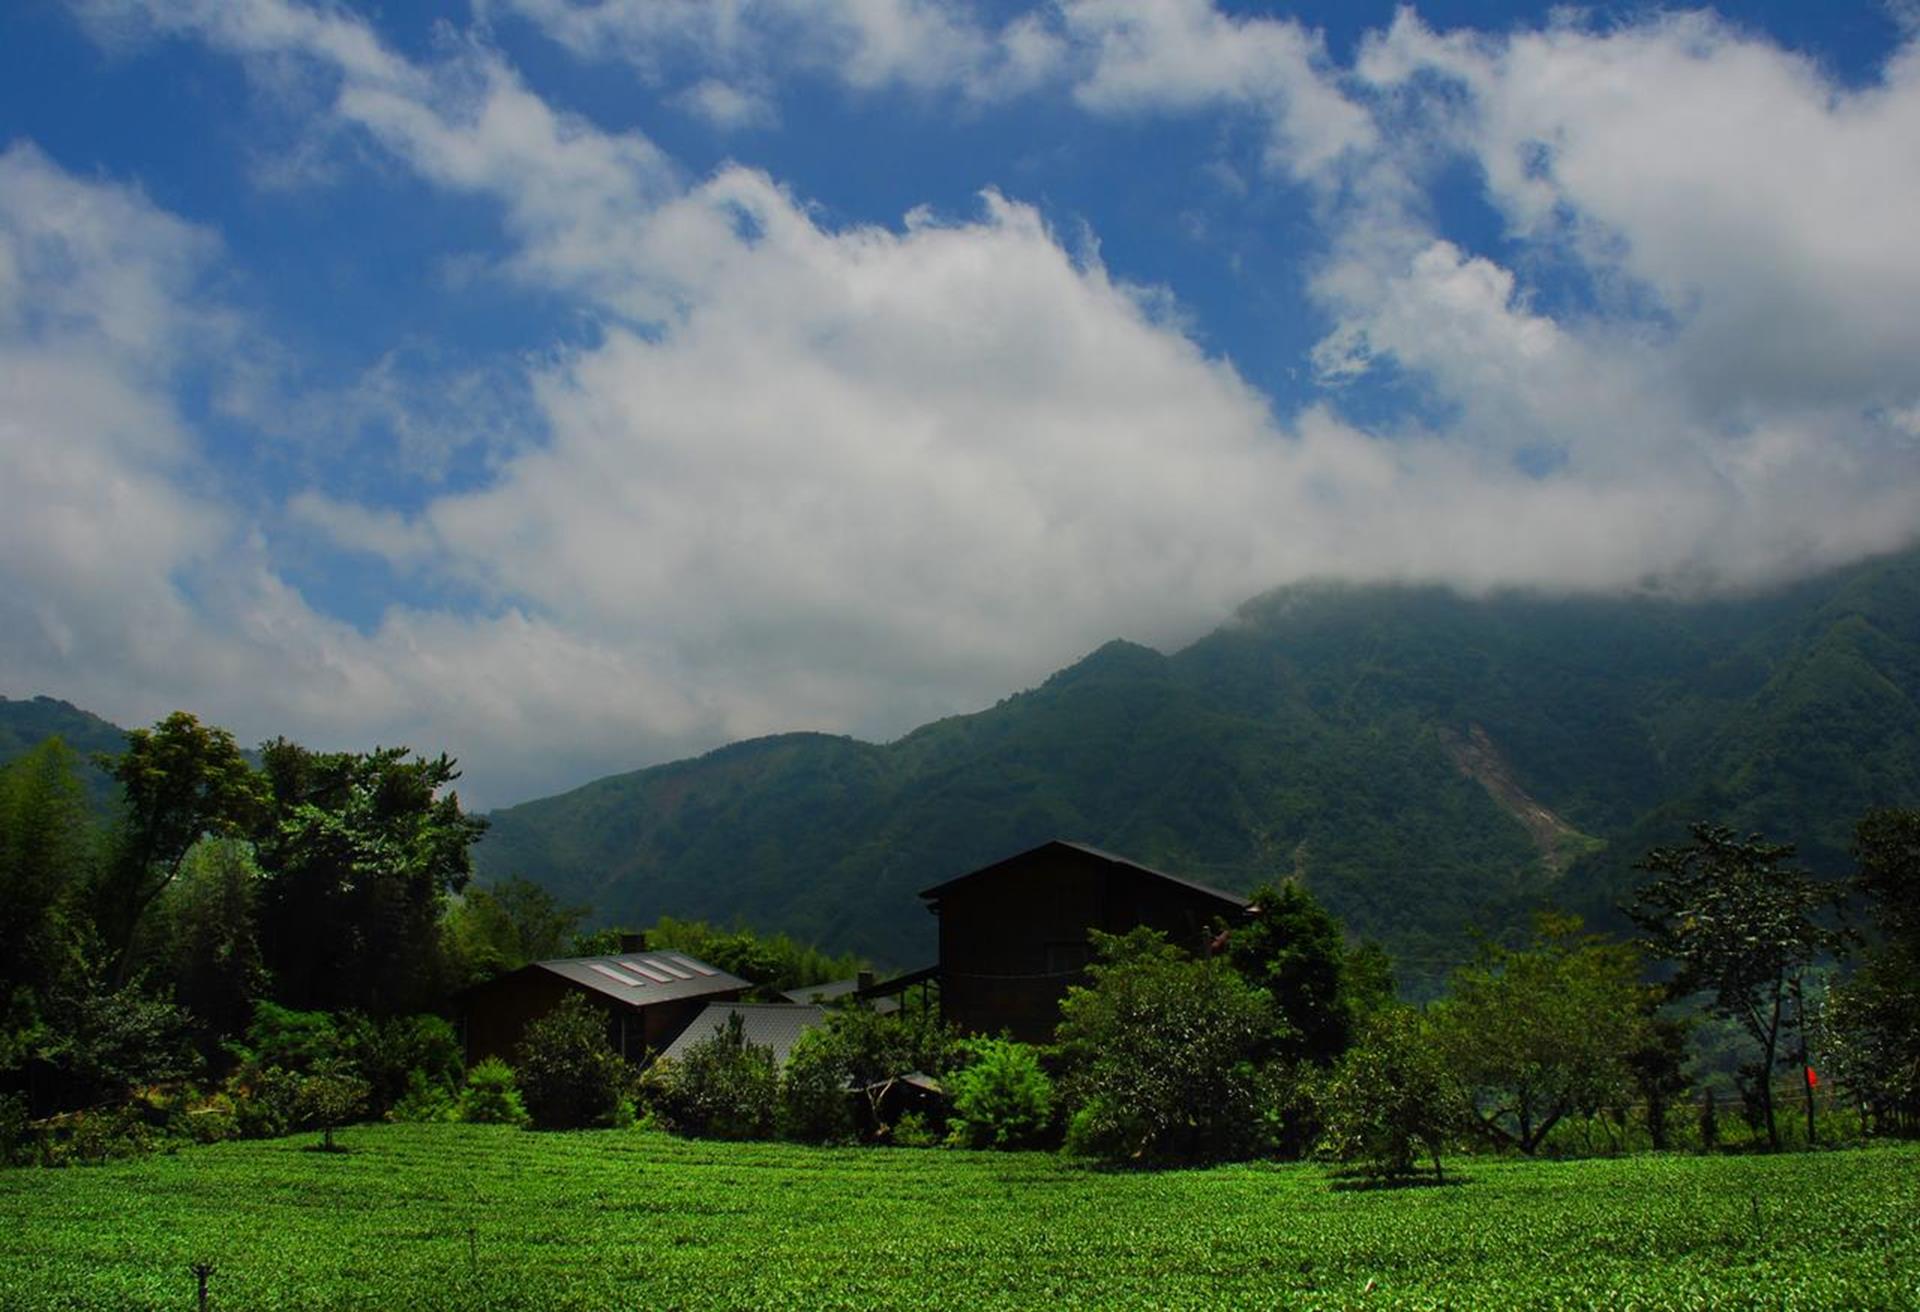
94,713,265,985
0,739,96,1063
296,1057,369,1152
447,876,586,982
1630,823,1848,1150
946,1038,1054,1150
1055,927,1281,1163
255,741,486,1014
652,1011,777,1140
1318,1005,1464,1181
1823,809,1920,1134
1225,880,1357,1066
1431,914,1650,1155
514,994,631,1130
777,1027,857,1144
38,985,201,1110
151,837,266,1057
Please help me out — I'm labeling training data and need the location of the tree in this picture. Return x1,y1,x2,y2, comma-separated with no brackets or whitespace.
1431,914,1651,1155
514,994,631,1130
1055,927,1281,1163
1318,1005,1464,1181
93,713,265,986
1823,809,1920,1134
152,837,267,1057
1630,823,1847,1150
296,1057,369,1153
447,876,586,983
255,741,486,1014
0,739,97,1058
1224,880,1358,1067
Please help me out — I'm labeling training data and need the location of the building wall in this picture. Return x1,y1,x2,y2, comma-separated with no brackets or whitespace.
935,847,1240,1041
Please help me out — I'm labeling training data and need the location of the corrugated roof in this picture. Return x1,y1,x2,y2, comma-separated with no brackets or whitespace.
918,839,1249,910
780,977,903,1013
655,1002,826,1069
535,951,749,1009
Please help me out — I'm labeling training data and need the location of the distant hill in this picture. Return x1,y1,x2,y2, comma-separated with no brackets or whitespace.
479,547,1920,984
0,695,127,815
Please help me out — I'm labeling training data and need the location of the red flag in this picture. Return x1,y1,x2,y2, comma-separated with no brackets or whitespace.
1805,1066,1818,1087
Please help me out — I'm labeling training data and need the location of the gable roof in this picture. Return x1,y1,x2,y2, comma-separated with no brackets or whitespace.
655,1002,827,1069
918,839,1249,911
531,950,750,1009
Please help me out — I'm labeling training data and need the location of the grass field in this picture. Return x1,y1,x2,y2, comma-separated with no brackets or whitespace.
0,1127,1913,1310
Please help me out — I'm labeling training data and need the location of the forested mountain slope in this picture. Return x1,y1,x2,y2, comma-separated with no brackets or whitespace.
0,695,126,814
479,547,1920,979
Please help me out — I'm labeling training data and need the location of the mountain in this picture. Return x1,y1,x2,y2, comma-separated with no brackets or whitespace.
0,695,127,814
479,548,1920,983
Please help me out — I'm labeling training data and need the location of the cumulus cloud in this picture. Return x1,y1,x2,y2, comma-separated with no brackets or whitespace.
21,0,1920,807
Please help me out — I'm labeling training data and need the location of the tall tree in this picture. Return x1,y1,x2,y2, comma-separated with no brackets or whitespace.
95,713,265,985
1823,809,1920,1134
1224,880,1358,1067
1432,913,1650,1155
1630,823,1847,1150
153,837,267,1055
0,738,97,1064
255,741,486,1013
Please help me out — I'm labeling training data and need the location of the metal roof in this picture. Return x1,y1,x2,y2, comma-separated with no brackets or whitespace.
655,1002,827,1069
534,951,750,1009
918,839,1250,910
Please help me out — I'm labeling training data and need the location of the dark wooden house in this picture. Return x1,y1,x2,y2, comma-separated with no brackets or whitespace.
459,949,749,1065
920,840,1249,1042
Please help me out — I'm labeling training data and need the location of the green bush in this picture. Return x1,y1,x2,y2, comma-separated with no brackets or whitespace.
653,1012,776,1140
389,1069,458,1123
0,1093,30,1167
1055,928,1280,1163
891,1111,940,1148
341,1014,465,1118
516,994,632,1130
777,1027,856,1144
946,1038,1053,1149
458,1057,530,1127
225,1062,302,1139
1317,1006,1465,1181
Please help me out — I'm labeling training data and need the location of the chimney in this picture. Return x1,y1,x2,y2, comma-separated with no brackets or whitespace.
618,931,647,955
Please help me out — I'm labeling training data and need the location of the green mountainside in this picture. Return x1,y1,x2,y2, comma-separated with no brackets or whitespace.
10,549,1918,983
478,548,1920,981
0,695,127,814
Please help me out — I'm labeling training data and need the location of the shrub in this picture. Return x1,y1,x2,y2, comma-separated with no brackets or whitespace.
947,1039,1054,1149
515,994,632,1130
1055,928,1280,1163
653,1012,777,1140
225,1062,302,1139
389,1069,457,1123
0,1093,30,1167
458,1057,530,1127
242,1001,342,1073
1317,1006,1464,1181
891,1111,940,1148
777,1027,856,1144
340,1014,464,1118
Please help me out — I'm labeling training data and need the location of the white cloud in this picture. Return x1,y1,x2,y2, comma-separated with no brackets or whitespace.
25,0,1920,810
494,0,1063,101
677,78,776,131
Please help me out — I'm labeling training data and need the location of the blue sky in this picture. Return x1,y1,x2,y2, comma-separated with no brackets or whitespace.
4,0,1919,806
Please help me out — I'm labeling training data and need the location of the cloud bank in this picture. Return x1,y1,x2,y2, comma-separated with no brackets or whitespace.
8,0,1919,804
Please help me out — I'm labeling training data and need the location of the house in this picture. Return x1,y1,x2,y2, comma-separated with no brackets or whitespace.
459,948,749,1065
919,840,1250,1042
655,1002,827,1069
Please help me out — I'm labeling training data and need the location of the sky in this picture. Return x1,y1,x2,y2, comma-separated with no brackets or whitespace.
3,0,1919,808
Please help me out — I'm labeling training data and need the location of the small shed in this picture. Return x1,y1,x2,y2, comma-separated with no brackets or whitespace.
921,840,1250,1041
460,950,749,1066
655,1002,827,1069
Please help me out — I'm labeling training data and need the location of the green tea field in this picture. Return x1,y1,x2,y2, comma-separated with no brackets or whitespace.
0,1128,1914,1310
